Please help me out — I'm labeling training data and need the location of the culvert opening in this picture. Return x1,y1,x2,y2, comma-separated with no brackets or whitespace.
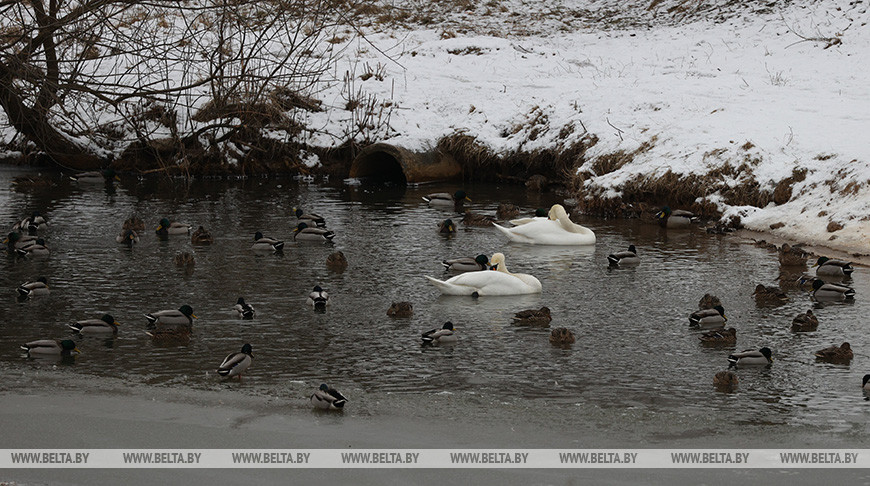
351,151,407,184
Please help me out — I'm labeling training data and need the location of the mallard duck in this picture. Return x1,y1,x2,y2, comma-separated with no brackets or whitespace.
217,343,253,379
12,211,48,232
191,226,213,245
496,203,521,220
513,307,552,326
307,286,329,309
174,251,195,267
713,370,739,388
815,342,853,363
252,231,285,252
549,327,575,345
814,256,854,277
699,327,737,344
752,284,788,304
233,297,255,319
728,347,773,367
863,374,870,391
438,219,456,234
461,210,496,227
689,305,727,328
791,309,819,332
422,190,471,209
655,206,697,228
17,277,49,298
155,218,191,236
425,252,542,296
494,204,595,245
4,231,38,251
69,314,120,335
778,243,808,266
293,207,326,228
144,305,196,334
811,278,855,301
16,238,49,258
509,208,549,226
293,222,335,242
310,383,348,410
387,301,413,318
698,293,722,309
21,339,79,356
607,245,639,266
422,322,457,345
442,254,489,272
116,229,139,246
123,215,145,231
70,168,119,183
326,250,348,270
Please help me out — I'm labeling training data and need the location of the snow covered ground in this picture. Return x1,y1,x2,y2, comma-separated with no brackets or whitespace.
303,0,870,255
2,1,868,254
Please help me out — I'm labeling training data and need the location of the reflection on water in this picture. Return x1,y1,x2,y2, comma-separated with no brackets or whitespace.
2,168,870,442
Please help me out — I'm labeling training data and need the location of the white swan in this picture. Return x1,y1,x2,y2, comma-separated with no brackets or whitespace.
494,204,595,245
425,253,542,296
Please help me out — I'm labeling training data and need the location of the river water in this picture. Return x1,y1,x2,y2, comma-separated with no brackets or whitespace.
1,167,869,449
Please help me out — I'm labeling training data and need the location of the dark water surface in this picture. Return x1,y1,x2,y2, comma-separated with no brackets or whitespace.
1,167,869,447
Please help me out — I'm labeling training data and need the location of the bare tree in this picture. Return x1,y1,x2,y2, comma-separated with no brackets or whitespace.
0,0,356,171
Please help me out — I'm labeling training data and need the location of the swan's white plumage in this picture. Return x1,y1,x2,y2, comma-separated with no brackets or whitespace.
425,253,541,295
495,204,595,245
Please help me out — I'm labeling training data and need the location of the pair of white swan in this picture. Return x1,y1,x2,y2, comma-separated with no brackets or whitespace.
426,253,542,296
494,204,595,246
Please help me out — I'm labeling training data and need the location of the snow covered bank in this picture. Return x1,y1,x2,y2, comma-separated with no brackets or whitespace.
305,0,869,254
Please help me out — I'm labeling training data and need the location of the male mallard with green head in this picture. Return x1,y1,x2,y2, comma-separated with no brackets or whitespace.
442,254,489,272
422,322,457,345
217,343,253,380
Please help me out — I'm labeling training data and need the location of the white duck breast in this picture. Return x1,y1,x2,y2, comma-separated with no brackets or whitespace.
426,253,542,296
494,204,595,246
